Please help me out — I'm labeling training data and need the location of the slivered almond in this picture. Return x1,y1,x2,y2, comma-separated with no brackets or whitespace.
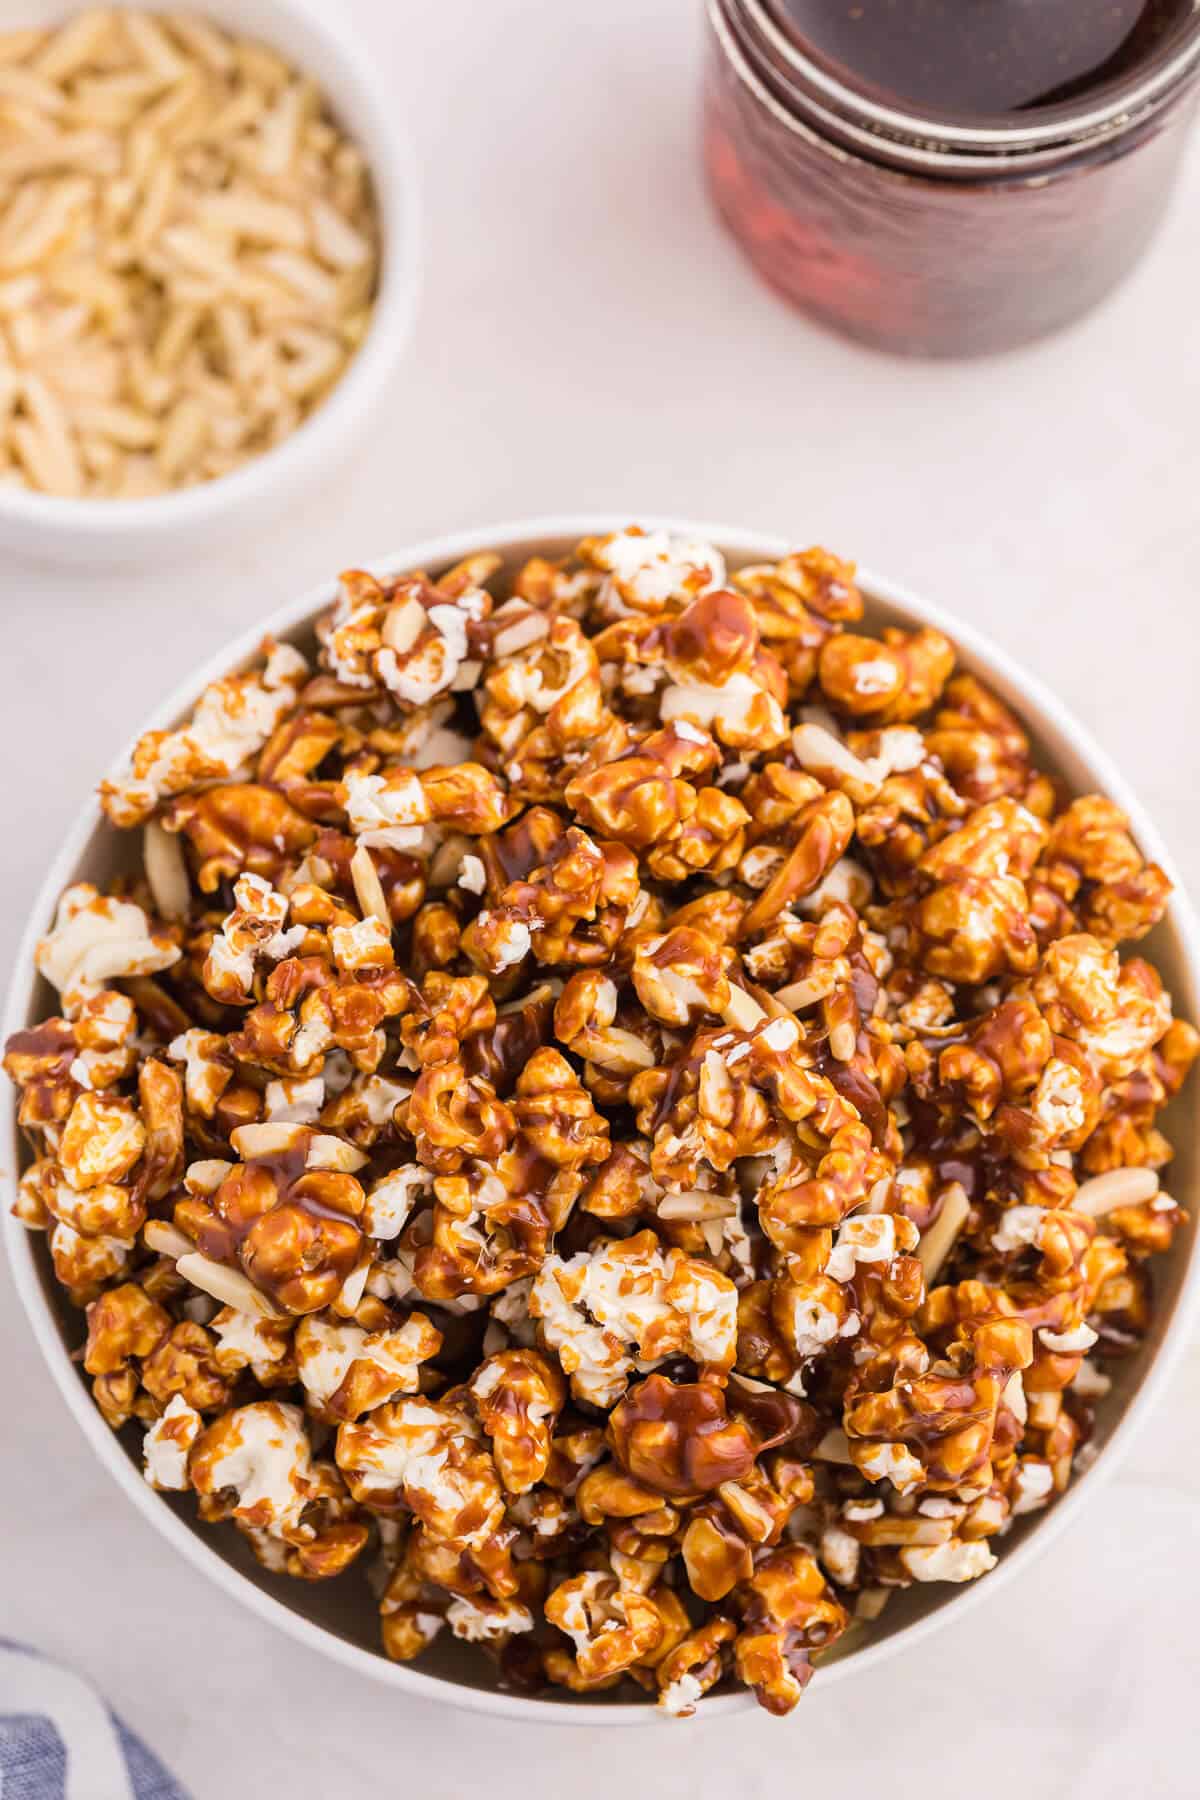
492,610,550,658
656,1193,737,1222
1072,1168,1159,1217
722,987,767,1031
176,1251,281,1318
143,819,190,919
814,1427,854,1465
143,1217,193,1258
350,844,390,927
917,1182,971,1283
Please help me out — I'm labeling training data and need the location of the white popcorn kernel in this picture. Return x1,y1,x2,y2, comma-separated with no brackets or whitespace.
990,1205,1047,1255
820,1522,861,1587
1010,1460,1055,1516
825,1214,897,1284
594,529,724,609
330,915,392,971
104,650,308,826
444,1596,534,1642
36,885,180,1016
479,912,531,970
900,1539,997,1583
363,1165,430,1239
211,1307,290,1381
264,1075,325,1125
143,1394,202,1491
295,1314,433,1411
458,854,487,895
343,768,430,850
658,1672,704,1719
530,1237,737,1409
1030,1058,1088,1139
780,1290,846,1359
857,1441,924,1495
200,1401,312,1535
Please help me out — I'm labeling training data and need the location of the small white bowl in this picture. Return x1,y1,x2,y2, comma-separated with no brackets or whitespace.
5,516,1199,1721
0,0,419,566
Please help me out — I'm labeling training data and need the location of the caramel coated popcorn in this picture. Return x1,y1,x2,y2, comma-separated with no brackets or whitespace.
7,528,1194,1716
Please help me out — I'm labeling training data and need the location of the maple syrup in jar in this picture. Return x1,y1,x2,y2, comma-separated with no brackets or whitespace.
704,0,1200,355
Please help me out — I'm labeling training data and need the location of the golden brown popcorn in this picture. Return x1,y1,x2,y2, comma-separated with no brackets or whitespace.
566,722,719,848
739,790,855,939
579,527,725,615
319,567,492,707
1035,933,1172,1082
924,674,1047,807
174,1122,369,1315
335,1396,512,1590
631,926,732,1028
731,1545,850,1714
732,546,862,696
554,973,659,1085
845,1317,1034,1494
1033,795,1170,946
544,1568,688,1688
607,1373,804,1499
469,1348,566,1494
656,1616,738,1716
165,783,319,895
818,626,954,724
884,799,1047,985
189,1399,368,1579
656,589,789,751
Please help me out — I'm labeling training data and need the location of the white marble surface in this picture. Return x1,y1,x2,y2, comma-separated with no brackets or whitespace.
3,1,1200,1794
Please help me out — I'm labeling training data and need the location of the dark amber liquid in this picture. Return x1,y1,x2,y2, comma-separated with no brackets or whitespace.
767,0,1197,120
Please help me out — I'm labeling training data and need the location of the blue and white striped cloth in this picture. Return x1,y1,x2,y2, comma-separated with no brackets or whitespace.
0,1643,189,1800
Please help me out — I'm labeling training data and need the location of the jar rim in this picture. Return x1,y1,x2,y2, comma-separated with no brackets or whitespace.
730,0,1200,167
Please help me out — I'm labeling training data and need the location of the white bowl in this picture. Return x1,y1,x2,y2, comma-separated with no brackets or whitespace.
0,0,419,566
5,516,1199,1722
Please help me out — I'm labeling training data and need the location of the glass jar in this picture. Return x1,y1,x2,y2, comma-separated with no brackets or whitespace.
703,0,1200,356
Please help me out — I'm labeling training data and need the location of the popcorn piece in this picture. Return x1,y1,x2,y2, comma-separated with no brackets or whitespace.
343,768,430,851
530,1231,738,1408
900,1540,998,1583
103,645,308,827
295,1312,441,1419
585,528,725,613
36,885,180,1017
362,1166,430,1239
445,1596,534,1642
202,873,305,1004
335,1397,505,1552
210,1308,294,1384
825,1212,915,1283
143,1394,202,1491
189,1401,313,1537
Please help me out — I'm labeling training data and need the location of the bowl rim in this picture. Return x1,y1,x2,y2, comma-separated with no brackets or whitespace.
0,0,421,539
5,512,1199,1725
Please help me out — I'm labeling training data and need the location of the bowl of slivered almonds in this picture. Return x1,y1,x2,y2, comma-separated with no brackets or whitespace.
4,518,1198,1722
0,2,417,562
